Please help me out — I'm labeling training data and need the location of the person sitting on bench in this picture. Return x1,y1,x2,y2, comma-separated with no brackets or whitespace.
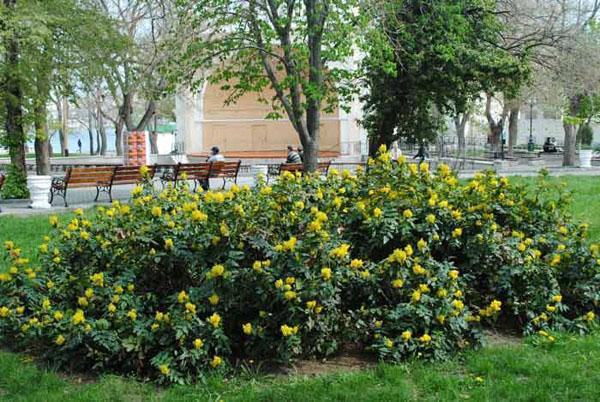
286,145,301,163
207,146,225,162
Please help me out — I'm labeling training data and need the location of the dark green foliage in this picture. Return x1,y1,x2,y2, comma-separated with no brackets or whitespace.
0,165,29,200
361,0,530,154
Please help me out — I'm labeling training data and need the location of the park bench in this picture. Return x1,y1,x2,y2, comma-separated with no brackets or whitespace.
173,162,212,191
159,161,241,191
209,160,241,189
279,161,331,175
96,165,156,203
50,166,116,207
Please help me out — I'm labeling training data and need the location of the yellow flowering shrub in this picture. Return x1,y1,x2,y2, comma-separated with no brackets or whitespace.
0,153,598,383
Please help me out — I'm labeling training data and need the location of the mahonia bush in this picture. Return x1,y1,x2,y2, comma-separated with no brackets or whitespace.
0,146,598,383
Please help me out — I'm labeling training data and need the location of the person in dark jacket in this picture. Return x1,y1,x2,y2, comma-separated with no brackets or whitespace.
297,146,304,162
413,142,429,166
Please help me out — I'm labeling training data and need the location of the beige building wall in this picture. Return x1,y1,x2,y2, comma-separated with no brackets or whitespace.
202,82,341,153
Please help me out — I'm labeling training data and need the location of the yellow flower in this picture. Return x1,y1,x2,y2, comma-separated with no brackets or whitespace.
308,220,322,232
209,312,221,328
242,323,253,335
419,284,430,293
417,238,427,251
55,335,66,346
90,273,104,287
384,337,394,348
42,299,51,310
585,311,596,322
53,311,63,321
285,277,296,285
490,300,502,312
185,302,197,314
0,307,10,318
194,338,204,349
546,305,556,313
284,290,297,301
448,270,459,280
419,334,432,343
151,206,162,217
452,228,463,238
373,208,383,218
191,210,208,222
159,364,170,376
208,294,220,305
108,303,117,313
280,324,299,337
306,300,317,310
178,290,189,303
388,248,407,264
392,279,404,289
412,290,421,302
321,267,332,281
127,284,135,292
350,259,364,269
274,279,284,289
552,294,562,303
127,309,138,320
402,330,412,341
209,264,225,279
375,320,383,328
329,244,350,259
403,209,413,219
437,314,446,324
211,355,223,368
164,238,174,250
78,297,89,307
49,215,59,227
452,300,465,311
550,254,561,267
412,264,426,275
151,322,161,331
282,236,298,251
72,309,85,325
84,288,94,299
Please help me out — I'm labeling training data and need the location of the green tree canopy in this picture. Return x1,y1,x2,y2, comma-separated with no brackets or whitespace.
168,0,366,170
361,0,530,155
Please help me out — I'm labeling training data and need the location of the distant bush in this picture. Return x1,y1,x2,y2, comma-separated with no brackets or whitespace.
0,150,598,383
578,123,594,146
0,165,29,199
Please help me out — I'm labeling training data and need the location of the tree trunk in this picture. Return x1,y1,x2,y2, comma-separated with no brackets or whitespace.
150,131,159,154
563,95,581,167
135,101,156,131
508,105,520,156
115,118,124,156
56,97,69,156
87,109,95,155
120,92,134,131
485,94,508,158
563,123,578,166
96,130,101,155
34,103,50,175
3,0,27,174
97,108,107,156
454,112,469,156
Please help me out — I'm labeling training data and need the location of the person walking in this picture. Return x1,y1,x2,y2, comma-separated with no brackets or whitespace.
413,142,429,166
77,139,82,154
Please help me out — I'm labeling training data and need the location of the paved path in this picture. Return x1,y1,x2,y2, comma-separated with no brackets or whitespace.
1,167,599,217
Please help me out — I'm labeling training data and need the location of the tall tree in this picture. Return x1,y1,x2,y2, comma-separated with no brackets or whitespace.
361,0,529,156
170,0,364,171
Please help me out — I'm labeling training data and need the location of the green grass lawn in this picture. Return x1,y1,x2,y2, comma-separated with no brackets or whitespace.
1,175,599,401
1,334,599,401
